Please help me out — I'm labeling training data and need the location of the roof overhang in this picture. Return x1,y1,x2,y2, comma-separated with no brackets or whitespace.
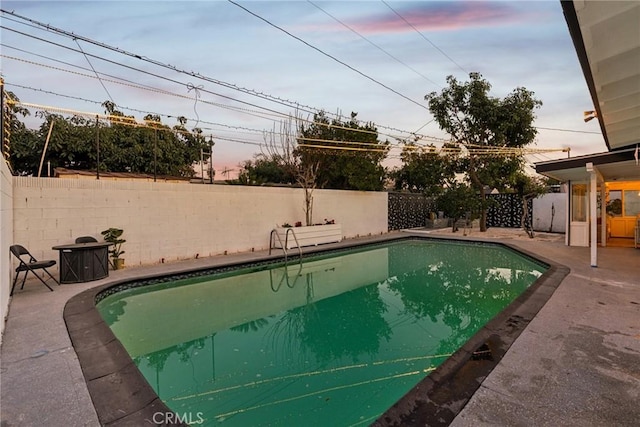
562,1,640,151
536,146,639,182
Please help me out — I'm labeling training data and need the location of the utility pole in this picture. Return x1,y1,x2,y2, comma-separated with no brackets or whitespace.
95,115,100,180
1,77,6,164
209,137,215,184
153,127,157,182
201,136,215,184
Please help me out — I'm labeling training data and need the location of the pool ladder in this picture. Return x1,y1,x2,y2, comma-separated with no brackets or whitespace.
269,228,303,292
269,262,303,292
269,228,302,263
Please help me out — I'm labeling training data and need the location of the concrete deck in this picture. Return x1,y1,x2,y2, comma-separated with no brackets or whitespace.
1,230,638,426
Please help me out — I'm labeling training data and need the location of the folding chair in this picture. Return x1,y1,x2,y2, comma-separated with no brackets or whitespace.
75,236,98,243
10,245,60,295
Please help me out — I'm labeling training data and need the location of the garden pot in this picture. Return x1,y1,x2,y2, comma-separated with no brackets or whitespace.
114,258,125,270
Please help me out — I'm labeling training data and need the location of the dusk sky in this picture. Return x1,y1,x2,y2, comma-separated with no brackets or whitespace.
1,1,605,177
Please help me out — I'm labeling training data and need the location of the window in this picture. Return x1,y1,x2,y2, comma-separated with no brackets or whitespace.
572,184,587,222
607,190,622,217
623,190,640,217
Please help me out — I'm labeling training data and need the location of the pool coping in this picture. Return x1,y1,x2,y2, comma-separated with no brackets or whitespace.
63,233,569,426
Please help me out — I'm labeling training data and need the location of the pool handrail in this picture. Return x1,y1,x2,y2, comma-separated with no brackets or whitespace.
268,228,303,262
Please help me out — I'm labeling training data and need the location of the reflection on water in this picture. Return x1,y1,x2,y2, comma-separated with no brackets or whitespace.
98,240,545,426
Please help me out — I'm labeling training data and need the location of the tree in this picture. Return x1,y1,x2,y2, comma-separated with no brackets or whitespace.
7,97,210,177
425,73,542,231
297,111,389,191
3,92,40,175
237,114,320,225
237,111,387,223
392,142,459,195
237,157,295,185
511,172,548,238
436,183,481,233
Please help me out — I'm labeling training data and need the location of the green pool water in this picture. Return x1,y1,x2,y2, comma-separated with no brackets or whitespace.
98,239,546,426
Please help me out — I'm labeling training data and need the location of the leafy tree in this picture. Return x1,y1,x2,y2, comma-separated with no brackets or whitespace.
6,98,211,177
425,73,542,231
237,156,296,185
436,183,482,232
392,142,459,195
297,111,389,191
237,111,387,223
3,92,40,175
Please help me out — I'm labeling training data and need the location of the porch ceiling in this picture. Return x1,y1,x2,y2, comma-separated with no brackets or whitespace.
563,1,640,151
537,2,640,182
536,147,640,182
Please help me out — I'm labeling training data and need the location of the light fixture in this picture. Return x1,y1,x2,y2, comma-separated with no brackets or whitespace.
583,110,598,123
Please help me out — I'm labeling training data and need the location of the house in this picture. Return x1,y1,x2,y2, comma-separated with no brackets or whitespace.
535,1,640,266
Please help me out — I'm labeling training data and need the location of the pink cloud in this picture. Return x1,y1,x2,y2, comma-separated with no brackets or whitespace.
351,2,532,34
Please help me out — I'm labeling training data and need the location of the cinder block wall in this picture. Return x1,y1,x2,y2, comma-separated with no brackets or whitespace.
533,193,566,233
11,178,388,270
1,159,13,340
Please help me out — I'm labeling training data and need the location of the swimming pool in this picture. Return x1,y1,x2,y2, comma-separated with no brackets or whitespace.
96,238,548,426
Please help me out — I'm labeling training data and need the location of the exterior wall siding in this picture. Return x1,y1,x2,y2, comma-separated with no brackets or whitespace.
533,193,567,233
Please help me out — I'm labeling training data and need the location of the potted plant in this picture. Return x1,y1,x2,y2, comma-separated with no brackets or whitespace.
101,227,126,269
274,218,342,249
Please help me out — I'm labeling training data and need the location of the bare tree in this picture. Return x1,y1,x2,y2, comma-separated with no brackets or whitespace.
297,161,320,226
262,115,298,178
262,112,321,226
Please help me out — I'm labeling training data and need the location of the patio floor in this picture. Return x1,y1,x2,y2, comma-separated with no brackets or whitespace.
1,229,638,426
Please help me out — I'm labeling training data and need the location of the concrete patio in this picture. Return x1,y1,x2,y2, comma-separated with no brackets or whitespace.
1,230,638,426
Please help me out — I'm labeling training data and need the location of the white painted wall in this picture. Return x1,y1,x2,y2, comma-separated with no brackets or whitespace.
1,158,13,341
532,193,566,233
11,178,388,270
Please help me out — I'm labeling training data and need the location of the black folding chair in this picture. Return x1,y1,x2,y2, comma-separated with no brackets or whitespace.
75,236,98,243
10,245,60,295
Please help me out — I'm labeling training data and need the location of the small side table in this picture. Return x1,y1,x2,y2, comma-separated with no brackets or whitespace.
52,242,112,284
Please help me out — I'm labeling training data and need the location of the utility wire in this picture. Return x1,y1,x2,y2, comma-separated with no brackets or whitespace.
1,10,446,140
74,38,115,104
307,0,439,88
381,0,468,76
3,53,449,144
0,28,300,120
537,126,600,135
1,9,412,131
5,82,269,135
0,11,321,116
1,35,437,142
10,97,568,159
1,53,281,123
227,0,429,111
2,43,171,95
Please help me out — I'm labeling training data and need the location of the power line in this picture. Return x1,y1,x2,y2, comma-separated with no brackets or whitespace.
307,0,439,88
2,8,413,131
227,0,429,111
0,12,322,116
9,97,569,160
5,82,269,135
2,8,591,160
1,54,274,120
537,126,600,135
1,43,173,95
3,53,448,145
1,39,438,143
381,0,468,76
1,10,447,141
0,25,304,122
74,38,115,104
